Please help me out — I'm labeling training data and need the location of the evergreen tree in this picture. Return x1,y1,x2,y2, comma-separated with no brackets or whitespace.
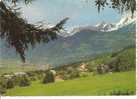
95,0,136,16
0,0,68,62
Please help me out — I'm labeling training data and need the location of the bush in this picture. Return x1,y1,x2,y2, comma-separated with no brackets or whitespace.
96,64,110,74
0,77,6,94
29,76,37,81
0,85,6,95
96,65,104,74
34,70,45,80
107,58,121,72
0,76,15,89
107,56,133,72
65,68,80,79
42,70,55,84
5,78,15,89
69,70,80,79
19,75,31,87
107,48,136,72
86,65,93,72
26,71,37,81
12,75,21,86
26,71,41,80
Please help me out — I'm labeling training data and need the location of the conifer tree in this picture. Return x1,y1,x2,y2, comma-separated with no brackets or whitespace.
0,0,68,62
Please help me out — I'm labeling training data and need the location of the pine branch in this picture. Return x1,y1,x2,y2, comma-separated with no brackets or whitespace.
0,1,69,62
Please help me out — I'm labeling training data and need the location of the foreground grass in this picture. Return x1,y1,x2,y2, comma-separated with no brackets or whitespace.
5,71,136,96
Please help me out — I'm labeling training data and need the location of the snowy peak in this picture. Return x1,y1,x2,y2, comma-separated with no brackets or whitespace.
95,21,115,32
69,22,115,34
69,14,136,35
109,14,136,31
40,14,136,37
116,14,135,28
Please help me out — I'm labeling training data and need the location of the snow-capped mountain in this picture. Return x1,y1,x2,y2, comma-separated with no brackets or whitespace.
95,21,115,32
59,14,136,37
38,14,135,37
113,14,136,30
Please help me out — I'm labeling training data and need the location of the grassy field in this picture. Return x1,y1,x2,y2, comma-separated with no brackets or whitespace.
5,71,136,96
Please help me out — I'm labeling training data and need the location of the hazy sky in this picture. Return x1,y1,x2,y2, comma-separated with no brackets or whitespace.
20,0,122,29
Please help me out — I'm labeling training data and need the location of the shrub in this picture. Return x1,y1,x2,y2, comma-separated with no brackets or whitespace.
26,71,37,81
69,70,80,79
107,56,133,72
26,71,35,78
29,76,37,81
65,68,80,79
26,71,41,81
5,78,15,89
86,65,93,72
107,48,136,72
0,85,6,95
107,58,121,72
96,65,104,74
12,75,21,86
0,77,6,94
96,64,110,74
42,70,55,84
0,76,15,89
19,75,31,87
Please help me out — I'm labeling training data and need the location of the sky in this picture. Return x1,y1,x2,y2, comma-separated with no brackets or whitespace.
20,0,122,30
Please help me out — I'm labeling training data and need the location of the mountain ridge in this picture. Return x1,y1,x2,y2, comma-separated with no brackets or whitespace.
0,16,135,67
57,15,135,37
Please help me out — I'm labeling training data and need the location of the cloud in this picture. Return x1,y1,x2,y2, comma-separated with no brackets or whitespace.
21,5,46,23
19,0,121,28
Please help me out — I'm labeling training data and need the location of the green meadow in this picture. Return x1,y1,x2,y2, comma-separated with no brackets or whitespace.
5,71,136,96
0,47,136,96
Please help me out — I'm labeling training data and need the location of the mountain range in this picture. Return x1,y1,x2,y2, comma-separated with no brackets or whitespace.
0,15,136,67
